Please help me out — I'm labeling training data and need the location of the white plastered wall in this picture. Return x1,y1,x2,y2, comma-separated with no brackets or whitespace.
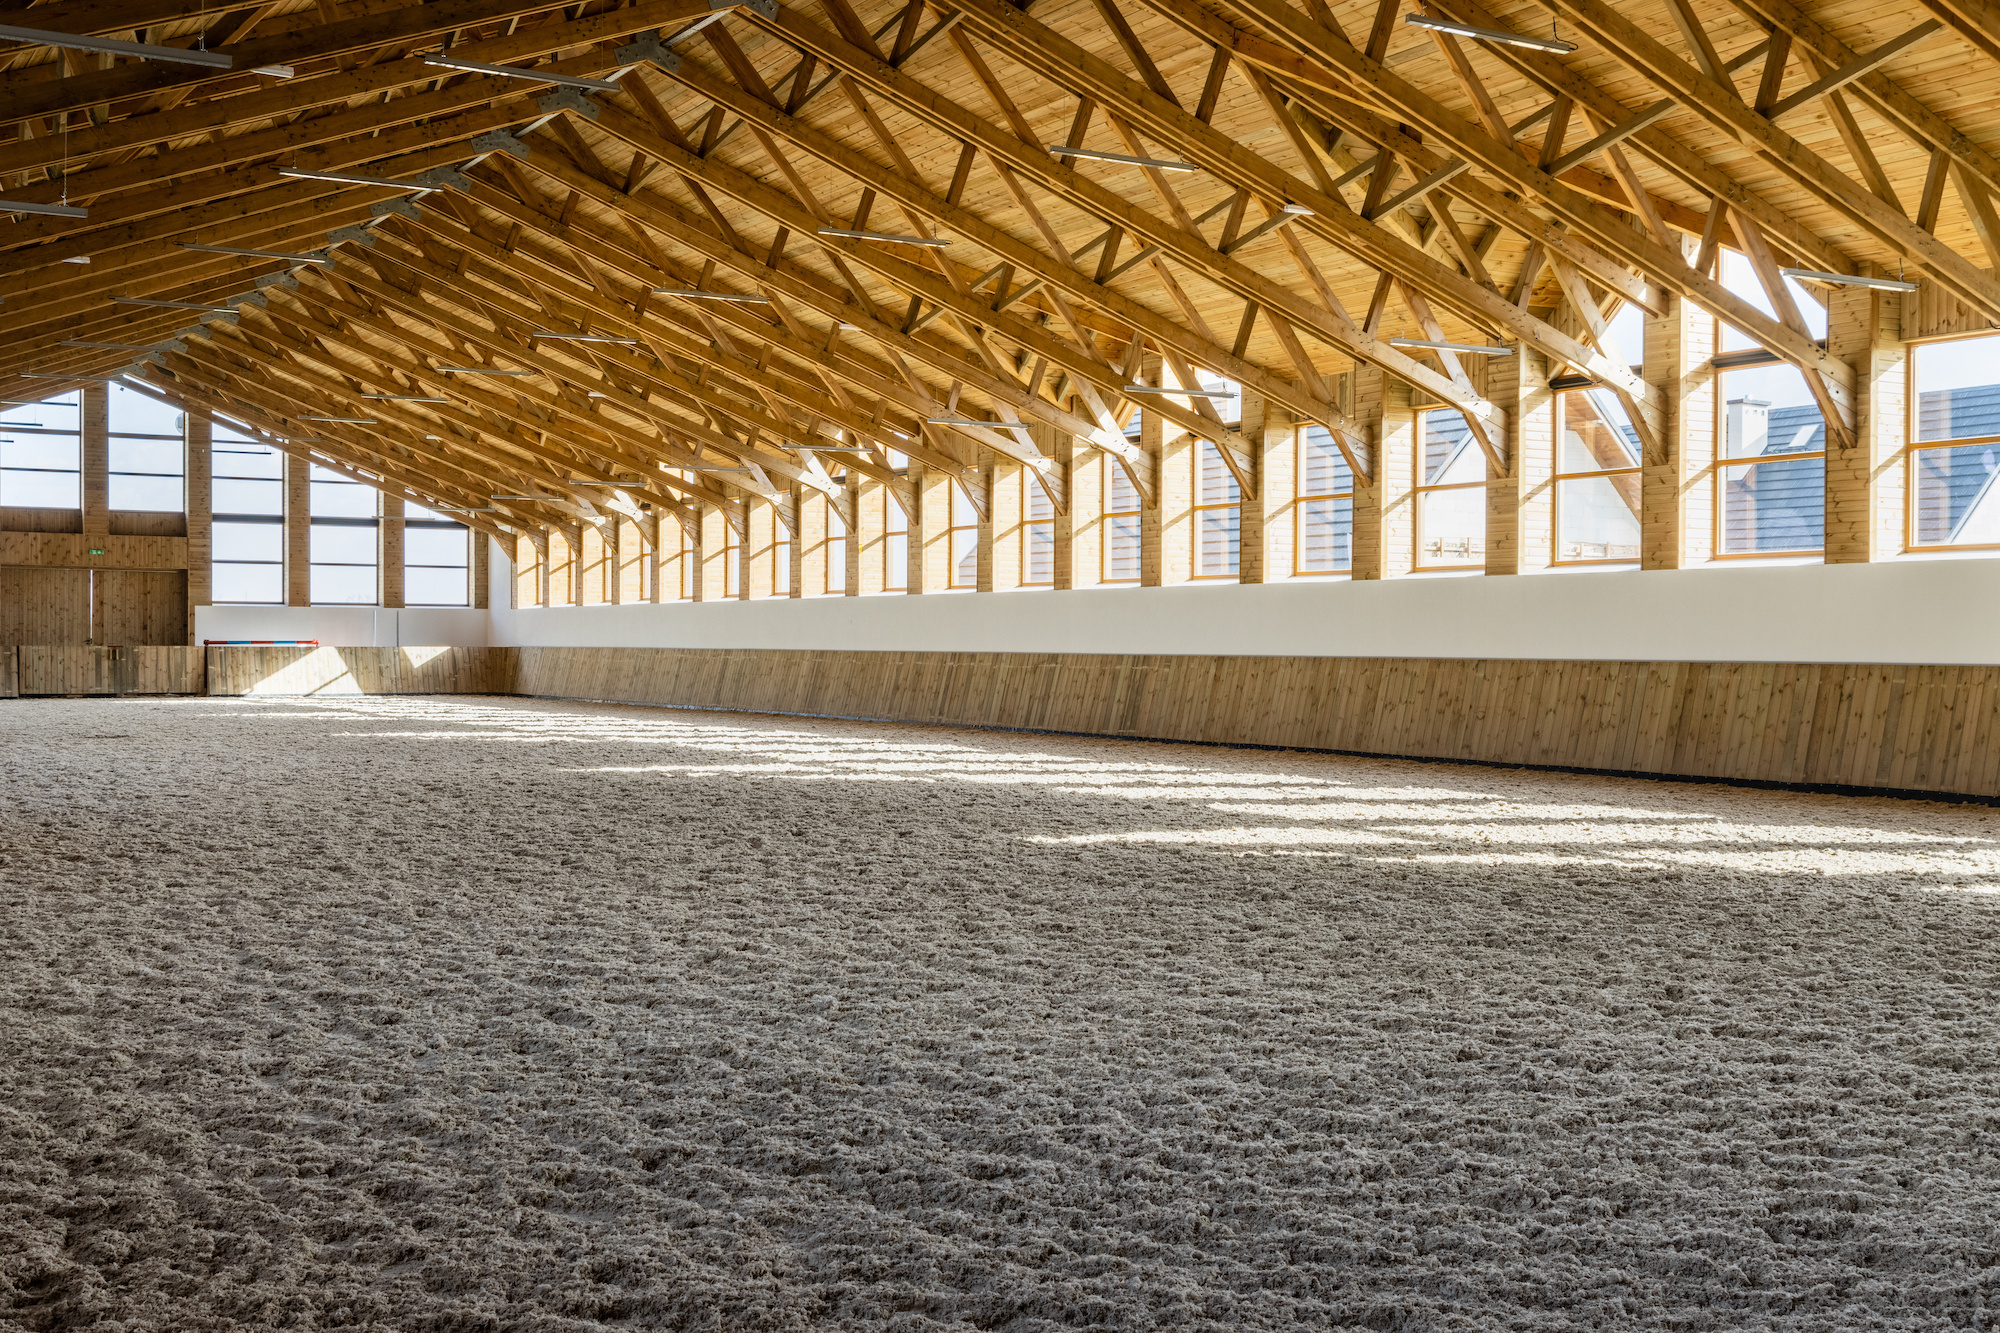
194,605,489,647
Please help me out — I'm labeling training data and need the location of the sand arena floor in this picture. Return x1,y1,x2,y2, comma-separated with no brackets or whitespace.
2,695,1998,1331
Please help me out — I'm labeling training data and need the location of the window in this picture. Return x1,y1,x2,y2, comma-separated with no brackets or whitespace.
823,496,848,594
772,520,792,596
1717,364,1825,556
1023,471,1054,586
1909,334,2000,550
1,391,81,509
211,422,284,603
405,504,470,606
1295,425,1353,575
1554,389,1642,564
1193,439,1240,578
879,487,907,592
948,479,978,589
310,466,378,604
107,382,184,512
680,517,695,599
722,518,742,597
1415,408,1484,569
1101,453,1141,582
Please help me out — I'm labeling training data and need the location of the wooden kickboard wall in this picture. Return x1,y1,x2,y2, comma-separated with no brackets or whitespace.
14,646,206,696
203,645,517,697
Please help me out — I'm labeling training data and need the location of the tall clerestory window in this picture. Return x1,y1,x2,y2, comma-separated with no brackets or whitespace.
405,504,470,606
1908,333,2000,551
1294,425,1353,575
309,466,379,604
1,391,81,511
1713,250,1826,557
210,421,284,603
108,383,185,512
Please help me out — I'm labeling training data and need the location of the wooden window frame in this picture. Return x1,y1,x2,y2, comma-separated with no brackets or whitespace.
1905,331,2000,554
947,477,979,590
1190,437,1241,580
1710,363,1826,561
1100,452,1141,584
880,486,907,593
1021,470,1055,587
1551,390,1643,567
1412,407,1485,572
1292,423,1353,577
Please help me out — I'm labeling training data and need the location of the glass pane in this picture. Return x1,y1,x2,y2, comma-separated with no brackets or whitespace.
1104,512,1140,581
1720,456,1826,553
310,523,377,564
882,493,907,537
406,565,468,606
1556,474,1642,562
884,531,907,589
825,537,846,592
213,562,282,604
312,479,376,518
1421,410,1483,485
826,506,847,538
1197,506,1239,577
1604,303,1643,373
1912,443,2000,547
311,563,376,604
1722,364,1825,460
1105,455,1140,512
214,477,282,515
725,545,741,597
111,437,184,476
1197,440,1239,504
2,435,80,470
1297,495,1352,573
774,544,791,596
109,382,181,436
951,526,978,586
1025,521,1054,583
1913,337,2000,445
2,393,77,431
951,479,979,527
212,521,282,562
1,468,80,508
1717,249,1825,352
406,526,467,566
1024,472,1053,521
1559,391,1641,473
1416,487,1484,567
212,443,282,479
109,473,183,512
1299,427,1352,496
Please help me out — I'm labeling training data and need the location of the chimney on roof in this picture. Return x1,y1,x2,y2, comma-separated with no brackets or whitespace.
1727,397,1770,458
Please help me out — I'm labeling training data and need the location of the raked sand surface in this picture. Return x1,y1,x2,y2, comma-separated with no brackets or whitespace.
2,694,1998,1331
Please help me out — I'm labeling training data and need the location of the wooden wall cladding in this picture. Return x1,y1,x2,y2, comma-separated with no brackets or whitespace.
95,570,187,647
512,648,2000,800
0,647,16,698
15,646,205,695
204,646,518,697
0,567,90,645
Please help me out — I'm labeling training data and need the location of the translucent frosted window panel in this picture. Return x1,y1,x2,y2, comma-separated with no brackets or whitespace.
2,435,80,471
311,479,377,518
405,565,469,606
111,437,184,476
405,526,468,567
1721,364,1825,460
1,468,80,508
310,523,377,564
1197,507,1240,577
2,393,77,431
109,382,183,436
1105,513,1141,581
213,443,282,480
1416,487,1485,566
825,538,846,592
1556,475,1642,561
1912,443,2000,546
213,477,282,515
1025,522,1054,583
1719,456,1826,553
109,473,184,511
951,526,978,586
212,562,282,604
212,521,282,562
1196,440,1239,505
1300,427,1352,496
885,531,907,589
1421,410,1483,485
1559,391,1641,472
311,563,377,604
1297,496,1352,572
952,480,979,527
1025,473,1054,521
1913,337,2000,444
1105,456,1140,513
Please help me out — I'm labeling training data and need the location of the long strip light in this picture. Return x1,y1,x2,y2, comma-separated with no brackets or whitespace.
1123,383,1238,398
423,54,620,92
253,64,294,78
0,24,233,68
1048,144,1197,173
436,366,533,375
183,242,329,263
298,414,377,423
359,393,450,402
818,227,950,247
0,198,87,218
1387,336,1515,356
533,330,638,343
115,295,233,312
925,416,999,427
1780,267,1920,293
277,167,435,192
1404,14,1576,53
490,494,561,500
653,287,770,303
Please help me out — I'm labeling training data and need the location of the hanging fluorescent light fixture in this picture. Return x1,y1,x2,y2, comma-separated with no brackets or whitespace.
0,198,87,218
1387,336,1515,355
0,24,233,68
359,393,450,402
1280,202,1315,215
490,494,562,500
61,255,89,264
817,227,950,247
183,242,329,263
533,330,639,343
1047,144,1198,173
252,64,294,78
1404,14,1575,53
925,416,997,427
1123,383,1238,398
277,167,436,192
1779,267,1919,293
653,287,770,303
297,414,377,423
436,366,532,375
423,54,621,92
114,295,233,312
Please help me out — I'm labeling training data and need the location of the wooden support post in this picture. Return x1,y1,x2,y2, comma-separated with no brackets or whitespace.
985,450,1024,592
285,452,310,607
1351,365,1416,579
185,413,211,637
783,489,803,599
911,465,953,593
800,491,829,596
1042,426,1076,591
645,515,664,603
1825,274,1907,563
379,495,405,608
472,529,490,610
1641,285,1716,569
1239,390,1291,583
844,476,863,596
81,384,108,553
1486,345,1555,575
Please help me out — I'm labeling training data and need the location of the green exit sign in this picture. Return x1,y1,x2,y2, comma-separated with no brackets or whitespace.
87,548,105,555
